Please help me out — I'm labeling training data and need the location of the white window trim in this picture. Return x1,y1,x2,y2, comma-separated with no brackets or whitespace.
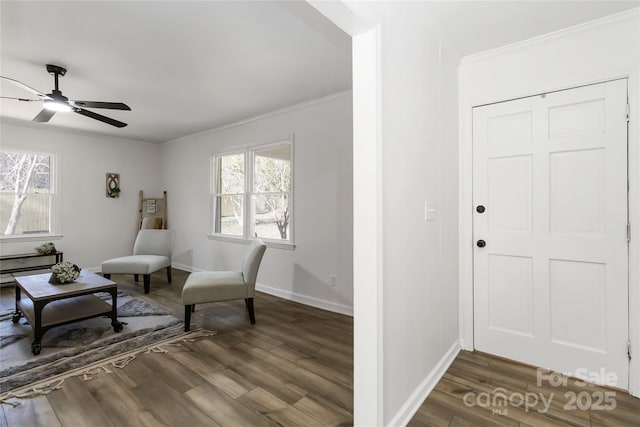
0,148,62,243
209,137,295,249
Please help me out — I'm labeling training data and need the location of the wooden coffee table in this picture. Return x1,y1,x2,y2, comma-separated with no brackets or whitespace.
13,270,123,355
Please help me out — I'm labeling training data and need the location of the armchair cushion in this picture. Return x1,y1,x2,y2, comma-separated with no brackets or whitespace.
181,271,247,305
102,255,170,275
100,229,174,294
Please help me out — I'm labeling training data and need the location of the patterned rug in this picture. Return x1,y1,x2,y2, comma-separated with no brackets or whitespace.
0,293,188,398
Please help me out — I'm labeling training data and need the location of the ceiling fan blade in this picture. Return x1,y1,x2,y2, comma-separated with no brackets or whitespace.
0,96,40,102
1,76,50,99
33,109,56,123
71,101,131,110
75,107,127,128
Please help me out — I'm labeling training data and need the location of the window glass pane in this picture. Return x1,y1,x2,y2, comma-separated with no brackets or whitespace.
254,193,289,240
254,146,291,193
216,195,244,236
0,151,51,236
218,154,244,194
0,193,51,234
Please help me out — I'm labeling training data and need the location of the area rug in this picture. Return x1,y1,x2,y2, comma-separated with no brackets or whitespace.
0,292,194,399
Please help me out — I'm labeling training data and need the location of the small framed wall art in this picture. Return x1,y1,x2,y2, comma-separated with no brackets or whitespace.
106,173,121,198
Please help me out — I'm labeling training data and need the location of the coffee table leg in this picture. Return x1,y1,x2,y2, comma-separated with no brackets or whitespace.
109,288,123,332
13,285,22,323
31,300,45,355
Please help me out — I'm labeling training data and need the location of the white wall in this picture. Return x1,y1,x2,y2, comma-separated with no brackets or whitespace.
161,93,354,314
340,2,461,424
0,121,163,268
459,11,640,395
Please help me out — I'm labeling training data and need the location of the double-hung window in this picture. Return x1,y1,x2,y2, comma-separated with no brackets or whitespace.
0,149,55,239
212,139,293,246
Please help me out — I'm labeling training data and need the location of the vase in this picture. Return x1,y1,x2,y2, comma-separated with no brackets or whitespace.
48,273,76,284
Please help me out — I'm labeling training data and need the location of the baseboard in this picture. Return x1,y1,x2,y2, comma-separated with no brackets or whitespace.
255,283,353,317
387,339,462,427
171,264,353,316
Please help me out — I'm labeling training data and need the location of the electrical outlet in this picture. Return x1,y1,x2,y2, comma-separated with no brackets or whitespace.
330,275,337,287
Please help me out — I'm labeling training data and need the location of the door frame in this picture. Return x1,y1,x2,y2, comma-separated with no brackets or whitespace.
460,73,639,396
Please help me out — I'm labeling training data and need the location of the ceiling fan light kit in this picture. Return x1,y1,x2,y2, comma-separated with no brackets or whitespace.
43,99,72,112
0,64,131,128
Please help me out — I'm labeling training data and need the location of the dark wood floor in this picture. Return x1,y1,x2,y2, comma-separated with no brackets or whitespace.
2,269,639,426
408,351,640,427
0,269,353,427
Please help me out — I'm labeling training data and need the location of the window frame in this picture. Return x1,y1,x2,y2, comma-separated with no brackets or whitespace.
0,148,62,242
209,138,295,249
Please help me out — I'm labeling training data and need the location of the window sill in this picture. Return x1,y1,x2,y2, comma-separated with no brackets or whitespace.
207,234,295,250
0,234,63,243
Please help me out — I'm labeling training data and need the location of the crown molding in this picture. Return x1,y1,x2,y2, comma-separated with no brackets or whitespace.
462,7,640,65
163,90,352,146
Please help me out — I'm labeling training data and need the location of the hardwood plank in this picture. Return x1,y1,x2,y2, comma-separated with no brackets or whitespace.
407,400,452,427
46,377,115,426
296,357,353,389
167,346,226,376
269,343,309,362
293,393,353,426
3,395,61,427
263,406,328,427
185,382,273,427
202,369,255,399
236,386,289,412
427,388,518,427
132,377,217,426
139,352,206,393
83,373,162,427
233,342,353,412
409,350,640,427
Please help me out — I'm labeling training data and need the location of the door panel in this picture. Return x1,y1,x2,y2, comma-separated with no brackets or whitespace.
473,79,629,389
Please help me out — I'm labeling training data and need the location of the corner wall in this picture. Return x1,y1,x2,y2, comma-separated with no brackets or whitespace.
0,122,163,268
161,93,354,314
344,2,461,424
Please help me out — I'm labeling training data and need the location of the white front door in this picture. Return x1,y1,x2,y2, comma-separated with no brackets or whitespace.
473,79,629,389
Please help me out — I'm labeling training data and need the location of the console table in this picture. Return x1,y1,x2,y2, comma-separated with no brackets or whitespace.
0,251,64,275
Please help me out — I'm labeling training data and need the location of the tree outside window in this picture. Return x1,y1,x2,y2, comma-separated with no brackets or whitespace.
213,140,293,243
0,150,52,236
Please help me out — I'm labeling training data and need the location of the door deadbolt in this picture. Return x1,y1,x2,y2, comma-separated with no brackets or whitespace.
477,240,486,248
476,205,485,213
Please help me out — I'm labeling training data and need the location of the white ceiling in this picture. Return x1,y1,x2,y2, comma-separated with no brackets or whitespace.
0,1,352,143
1,1,638,144
424,0,640,57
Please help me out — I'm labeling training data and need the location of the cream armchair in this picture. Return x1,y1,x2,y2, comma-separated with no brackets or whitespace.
102,229,174,294
182,239,266,331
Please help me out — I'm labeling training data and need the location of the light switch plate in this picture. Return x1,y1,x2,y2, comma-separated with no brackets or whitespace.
425,201,436,221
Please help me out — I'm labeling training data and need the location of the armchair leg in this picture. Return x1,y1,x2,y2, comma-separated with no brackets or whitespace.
167,266,172,283
245,298,255,325
143,275,150,294
192,304,196,313
134,274,139,282
184,305,192,331
103,274,111,280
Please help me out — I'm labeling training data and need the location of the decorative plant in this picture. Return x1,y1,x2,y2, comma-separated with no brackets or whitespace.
35,242,57,255
50,261,81,284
